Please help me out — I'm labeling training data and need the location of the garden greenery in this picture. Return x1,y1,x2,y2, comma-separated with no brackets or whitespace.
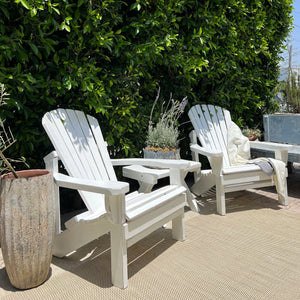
0,0,293,168
284,69,300,113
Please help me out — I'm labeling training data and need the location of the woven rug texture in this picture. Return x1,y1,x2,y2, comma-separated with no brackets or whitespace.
0,166,299,299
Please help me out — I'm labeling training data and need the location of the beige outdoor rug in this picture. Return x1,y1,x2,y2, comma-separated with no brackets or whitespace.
0,198,300,300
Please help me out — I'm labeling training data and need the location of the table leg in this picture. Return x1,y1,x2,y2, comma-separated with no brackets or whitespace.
180,170,200,213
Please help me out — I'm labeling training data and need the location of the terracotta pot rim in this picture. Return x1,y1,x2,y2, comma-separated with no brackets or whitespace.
1,169,51,180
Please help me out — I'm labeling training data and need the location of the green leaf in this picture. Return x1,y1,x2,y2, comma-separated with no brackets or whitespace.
30,7,37,17
17,63,21,72
28,42,39,55
20,0,30,10
52,7,60,15
53,52,59,65
60,23,71,32
0,7,10,19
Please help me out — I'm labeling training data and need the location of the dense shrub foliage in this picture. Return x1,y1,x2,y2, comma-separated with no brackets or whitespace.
0,0,293,167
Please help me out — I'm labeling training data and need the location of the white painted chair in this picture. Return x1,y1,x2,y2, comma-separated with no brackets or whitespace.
42,109,188,289
188,104,293,216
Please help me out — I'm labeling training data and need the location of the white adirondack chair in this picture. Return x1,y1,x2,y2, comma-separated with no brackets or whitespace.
42,109,188,289
188,104,293,216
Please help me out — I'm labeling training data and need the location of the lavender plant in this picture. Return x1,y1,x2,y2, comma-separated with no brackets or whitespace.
146,88,188,151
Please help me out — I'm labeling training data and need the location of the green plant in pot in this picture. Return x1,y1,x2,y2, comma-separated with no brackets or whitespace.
144,88,188,159
242,127,262,141
0,84,55,290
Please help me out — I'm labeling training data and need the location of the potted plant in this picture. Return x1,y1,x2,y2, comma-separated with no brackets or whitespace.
242,127,262,141
144,88,188,159
0,83,55,289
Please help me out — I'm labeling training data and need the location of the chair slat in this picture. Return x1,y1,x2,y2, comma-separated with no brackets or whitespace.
201,105,223,152
58,109,105,181
189,105,217,151
207,105,230,167
87,114,117,181
223,109,231,129
43,110,89,179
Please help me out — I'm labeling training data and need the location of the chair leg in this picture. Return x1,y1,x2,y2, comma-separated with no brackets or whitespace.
278,180,289,206
216,182,226,216
172,212,185,241
110,225,128,289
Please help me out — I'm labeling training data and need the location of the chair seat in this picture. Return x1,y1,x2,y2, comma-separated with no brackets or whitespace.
125,185,186,221
64,185,186,227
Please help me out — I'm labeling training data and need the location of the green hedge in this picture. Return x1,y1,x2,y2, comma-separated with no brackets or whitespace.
0,0,293,168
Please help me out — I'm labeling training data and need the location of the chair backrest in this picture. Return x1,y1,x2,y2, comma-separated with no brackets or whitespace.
42,109,116,215
188,104,232,167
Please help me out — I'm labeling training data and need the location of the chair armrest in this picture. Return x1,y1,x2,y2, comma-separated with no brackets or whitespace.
44,150,59,162
190,144,223,158
53,173,129,195
111,158,191,170
250,141,294,151
250,141,293,164
122,165,169,185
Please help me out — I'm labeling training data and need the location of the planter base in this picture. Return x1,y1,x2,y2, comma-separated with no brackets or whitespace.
143,148,180,160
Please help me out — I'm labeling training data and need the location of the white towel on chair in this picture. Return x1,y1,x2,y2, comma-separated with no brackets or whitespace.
228,121,286,202
227,121,250,165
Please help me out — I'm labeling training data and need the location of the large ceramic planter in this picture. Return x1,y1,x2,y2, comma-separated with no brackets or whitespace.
143,148,180,160
0,169,55,289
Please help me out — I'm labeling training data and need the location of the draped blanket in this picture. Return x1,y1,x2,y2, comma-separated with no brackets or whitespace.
227,121,286,202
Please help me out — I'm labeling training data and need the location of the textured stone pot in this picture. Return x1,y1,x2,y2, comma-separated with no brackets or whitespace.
143,148,180,160
0,170,55,289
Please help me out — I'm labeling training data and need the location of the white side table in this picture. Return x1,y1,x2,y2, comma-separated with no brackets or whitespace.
122,160,201,212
